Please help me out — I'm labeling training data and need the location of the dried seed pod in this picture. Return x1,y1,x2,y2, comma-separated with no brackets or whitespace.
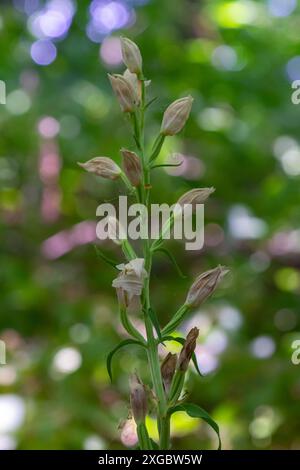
161,96,193,136
108,73,136,113
185,265,229,308
178,327,199,372
121,148,142,187
121,37,143,75
161,352,177,393
129,373,147,424
78,157,121,180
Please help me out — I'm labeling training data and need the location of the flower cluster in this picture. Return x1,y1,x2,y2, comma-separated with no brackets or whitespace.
78,37,228,451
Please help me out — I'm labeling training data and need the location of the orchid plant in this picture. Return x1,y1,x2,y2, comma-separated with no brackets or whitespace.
79,37,228,450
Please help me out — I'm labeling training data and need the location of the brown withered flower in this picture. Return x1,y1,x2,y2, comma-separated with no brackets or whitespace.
178,327,199,372
161,352,177,393
129,373,148,424
121,148,142,187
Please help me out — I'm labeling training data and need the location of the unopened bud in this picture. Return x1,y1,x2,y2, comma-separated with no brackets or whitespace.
178,327,199,372
108,74,136,113
161,96,193,136
121,148,142,187
177,187,215,207
123,69,141,105
174,187,215,217
161,353,177,393
129,373,147,424
121,37,143,75
185,265,229,308
78,157,121,180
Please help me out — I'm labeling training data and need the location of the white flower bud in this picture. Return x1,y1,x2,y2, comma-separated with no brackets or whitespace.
78,157,121,180
177,187,215,207
161,96,193,136
185,265,229,308
121,37,143,75
173,187,214,218
108,74,136,113
123,69,141,105
121,148,142,187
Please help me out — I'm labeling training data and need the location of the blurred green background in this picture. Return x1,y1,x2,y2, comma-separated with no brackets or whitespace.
0,0,300,450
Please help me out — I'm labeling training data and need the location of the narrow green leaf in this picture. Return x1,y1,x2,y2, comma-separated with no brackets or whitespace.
147,307,163,342
169,403,221,449
191,352,203,377
94,245,118,269
161,304,190,336
106,339,145,382
136,423,152,450
149,134,165,163
145,96,158,110
149,438,159,450
161,335,203,377
151,161,183,170
154,248,186,279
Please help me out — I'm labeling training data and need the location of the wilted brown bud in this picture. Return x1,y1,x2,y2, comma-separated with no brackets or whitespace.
178,327,199,372
161,96,193,136
129,373,147,424
108,74,136,113
78,157,121,180
121,148,142,187
161,353,177,393
121,37,143,75
185,265,229,308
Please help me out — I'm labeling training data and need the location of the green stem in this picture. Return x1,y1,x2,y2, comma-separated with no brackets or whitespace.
162,304,190,336
136,78,169,449
121,239,136,260
137,422,152,450
168,370,185,406
120,307,146,344
121,172,135,194
159,415,171,449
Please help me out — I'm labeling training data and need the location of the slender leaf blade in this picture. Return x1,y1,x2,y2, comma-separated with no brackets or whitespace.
169,403,221,449
154,248,186,279
106,339,145,382
148,307,163,341
94,245,118,269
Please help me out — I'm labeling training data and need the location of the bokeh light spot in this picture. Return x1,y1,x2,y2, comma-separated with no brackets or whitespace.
31,39,57,65
250,336,276,359
52,347,82,374
6,89,31,115
100,36,122,66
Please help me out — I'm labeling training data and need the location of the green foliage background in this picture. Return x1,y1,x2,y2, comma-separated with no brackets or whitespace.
0,0,299,449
